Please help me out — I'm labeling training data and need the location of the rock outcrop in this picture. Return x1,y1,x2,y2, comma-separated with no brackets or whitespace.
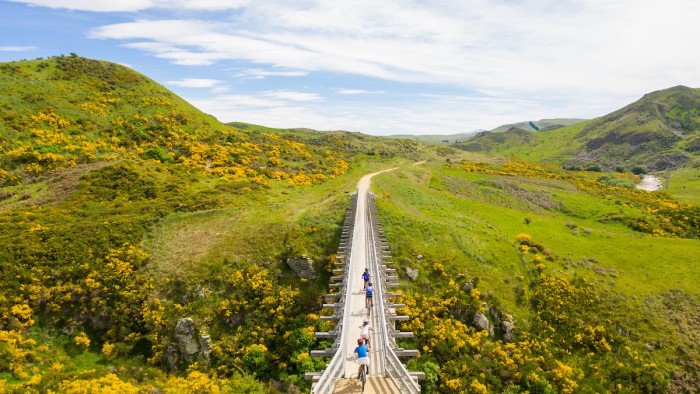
164,318,212,371
461,281,474,292
501,314,515,342
286,255,317,279
406,267,419,280
474,312,494,336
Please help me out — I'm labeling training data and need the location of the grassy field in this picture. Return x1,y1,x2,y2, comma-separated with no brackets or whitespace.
668,166,700,205
371,159,700,391
143,158,410,280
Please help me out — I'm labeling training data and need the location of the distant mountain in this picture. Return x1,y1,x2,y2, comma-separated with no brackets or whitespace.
488,118,586,133
456,86,700,171
385,119,585,146
388,131,478,144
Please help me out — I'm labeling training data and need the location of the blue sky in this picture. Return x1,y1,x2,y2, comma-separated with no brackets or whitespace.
1,0,699,136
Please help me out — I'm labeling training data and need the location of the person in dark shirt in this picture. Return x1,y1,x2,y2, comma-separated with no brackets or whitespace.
362,268,371,290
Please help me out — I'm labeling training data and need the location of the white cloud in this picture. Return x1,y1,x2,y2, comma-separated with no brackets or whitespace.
13,0,700,133
236,69,308,78
0,46,37,51
337,89,385,95
8,0,249,12
165,78,222,88
262,91,322,102
9,0,154,12
85,1,700,98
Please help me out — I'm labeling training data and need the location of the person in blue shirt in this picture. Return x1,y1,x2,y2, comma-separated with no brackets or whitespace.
354,338,369,379
365,282,374,308
362,268,371,290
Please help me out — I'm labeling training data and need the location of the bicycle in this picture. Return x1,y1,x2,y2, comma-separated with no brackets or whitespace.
359,363,368,392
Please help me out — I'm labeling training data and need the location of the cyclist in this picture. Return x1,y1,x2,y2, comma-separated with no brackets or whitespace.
354,338,370,379
362,268,371,290
359,319,374,349
365,282,374,308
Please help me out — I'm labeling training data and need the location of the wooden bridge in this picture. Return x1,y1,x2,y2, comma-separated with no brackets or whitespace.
307,171,422,394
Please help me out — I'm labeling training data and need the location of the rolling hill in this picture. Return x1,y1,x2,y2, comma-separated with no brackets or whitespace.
488,118,586,133
388,131,478,144
456,86,700,172
0,55,467,392
1,55,699,393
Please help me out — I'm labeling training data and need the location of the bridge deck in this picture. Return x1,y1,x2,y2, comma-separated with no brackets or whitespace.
341,174,380,378
332,377,399,393
311,169,413,394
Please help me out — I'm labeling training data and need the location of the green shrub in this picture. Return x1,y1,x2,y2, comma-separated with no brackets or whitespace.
632,164,648,175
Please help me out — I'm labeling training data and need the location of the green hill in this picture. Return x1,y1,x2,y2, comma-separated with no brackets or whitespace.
0,55,469,392
388,131,478,145
1,56,699,393
456,86,700,172
373,159,699,393
488,118,586,133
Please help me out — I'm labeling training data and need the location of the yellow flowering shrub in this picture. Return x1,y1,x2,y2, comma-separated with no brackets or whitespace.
0,330,37,378
59,373,141,394
73,332,91,351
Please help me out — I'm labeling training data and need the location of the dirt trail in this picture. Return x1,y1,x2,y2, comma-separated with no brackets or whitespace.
636,175,663,191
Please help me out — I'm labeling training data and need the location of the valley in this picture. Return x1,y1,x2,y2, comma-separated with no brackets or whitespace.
0,56,698,393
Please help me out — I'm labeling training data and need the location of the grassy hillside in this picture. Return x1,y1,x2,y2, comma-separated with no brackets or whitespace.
2,54,699,393
456,87,700,174
388,132,477,145
0,55,472,392
488,118,586,133
372,159,699,393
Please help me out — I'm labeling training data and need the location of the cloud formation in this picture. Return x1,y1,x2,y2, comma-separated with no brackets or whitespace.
165,78,222,88
337,89,385,95
6,0,700,133
8,0,250,12
0,46,38,51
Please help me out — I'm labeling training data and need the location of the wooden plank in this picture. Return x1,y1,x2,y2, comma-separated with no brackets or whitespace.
410,371,426,379
315,332,338,339
390,331,414,338
394,349,419,357
304,372,323,381
310,349,334,357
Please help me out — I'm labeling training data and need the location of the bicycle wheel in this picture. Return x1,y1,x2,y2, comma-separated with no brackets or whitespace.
361,364,367,392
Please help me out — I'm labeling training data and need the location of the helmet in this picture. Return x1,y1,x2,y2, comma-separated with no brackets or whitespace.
357,338,364,345
363,319,369,324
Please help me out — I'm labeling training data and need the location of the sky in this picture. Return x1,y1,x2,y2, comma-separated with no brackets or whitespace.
1,0,699,136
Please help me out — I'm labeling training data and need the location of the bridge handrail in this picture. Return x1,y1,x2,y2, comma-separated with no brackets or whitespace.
311,192,357,394
367,192,421,394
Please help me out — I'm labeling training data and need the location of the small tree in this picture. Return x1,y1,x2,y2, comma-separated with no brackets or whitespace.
632,164,648,175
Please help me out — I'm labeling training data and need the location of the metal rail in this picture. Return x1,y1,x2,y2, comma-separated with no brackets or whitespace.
311,186,420,393
310,193,357,394
367,193,421,394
